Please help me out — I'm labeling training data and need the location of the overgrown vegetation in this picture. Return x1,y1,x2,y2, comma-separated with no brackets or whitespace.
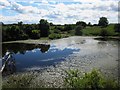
64,69,119,89
2,17,120,42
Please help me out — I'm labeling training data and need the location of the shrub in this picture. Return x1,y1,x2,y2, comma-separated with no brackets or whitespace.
100,29,109,37
30,30,40,39
75,25,83,36
64,69,119,88
49,33,61,39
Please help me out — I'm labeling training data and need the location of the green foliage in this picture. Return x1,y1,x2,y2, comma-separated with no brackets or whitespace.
88,22,92,26
114,24,120,33
75,25,83,36
64,69,119,88
82,24,117,36
65,69,80,88
76,21,87,28
2,20,119,42
31,30,40,39
64,24,75,31
49,33,61,39
50,29,61,34
54,25,65,31
100,29,109,37
39,19,50,37
98,17,109,27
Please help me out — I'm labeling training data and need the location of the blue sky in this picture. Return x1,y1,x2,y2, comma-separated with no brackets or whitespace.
0,0,119,24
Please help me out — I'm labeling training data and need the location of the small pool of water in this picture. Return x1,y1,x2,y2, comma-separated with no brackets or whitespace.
2,43,80,73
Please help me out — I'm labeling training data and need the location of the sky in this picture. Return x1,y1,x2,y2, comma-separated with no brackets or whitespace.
0,0,119,24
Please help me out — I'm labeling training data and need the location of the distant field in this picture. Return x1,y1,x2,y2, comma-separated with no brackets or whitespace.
65,24,119,37
82,24,118,36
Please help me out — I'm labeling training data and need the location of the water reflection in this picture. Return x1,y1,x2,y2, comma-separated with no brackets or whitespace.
2,43,80,73
2,43,50,56
94,37,120,41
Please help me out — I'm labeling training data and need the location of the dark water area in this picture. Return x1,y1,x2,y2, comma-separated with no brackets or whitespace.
2,43,80,74
94,37,120,41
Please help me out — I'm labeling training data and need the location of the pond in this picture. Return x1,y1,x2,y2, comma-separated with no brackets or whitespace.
2,36,119,76
2,42,80,74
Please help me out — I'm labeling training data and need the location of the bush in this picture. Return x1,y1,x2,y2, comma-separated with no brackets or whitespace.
100,29,109,37
64,69,119,88
49,33,61,39
30,30,40,39
75,25,83,36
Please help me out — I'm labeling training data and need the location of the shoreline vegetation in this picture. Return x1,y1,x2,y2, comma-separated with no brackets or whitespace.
2,69,119,88
2,17,120,42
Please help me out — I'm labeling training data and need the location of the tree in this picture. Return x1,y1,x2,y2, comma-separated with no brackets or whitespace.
64,24,73,31
75,25,83,36
114,24,120,32
88,22,92,26
98,17,108,27
76,21,86,28
39,19,50,37
18,21,23,31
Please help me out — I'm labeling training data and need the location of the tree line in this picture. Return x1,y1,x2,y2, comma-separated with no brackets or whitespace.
2,17,120,42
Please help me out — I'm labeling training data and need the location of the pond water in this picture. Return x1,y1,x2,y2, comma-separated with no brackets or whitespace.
2,43,80,73
2,37,119,75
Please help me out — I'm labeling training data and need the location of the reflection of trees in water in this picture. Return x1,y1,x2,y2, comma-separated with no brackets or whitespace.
2,43,50,56
40,44,50,53
2,43,50,75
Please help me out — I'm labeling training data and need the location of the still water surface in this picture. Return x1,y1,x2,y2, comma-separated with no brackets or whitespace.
2,43,80,72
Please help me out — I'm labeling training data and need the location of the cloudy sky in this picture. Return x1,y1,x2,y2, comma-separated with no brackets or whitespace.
0,0,119,24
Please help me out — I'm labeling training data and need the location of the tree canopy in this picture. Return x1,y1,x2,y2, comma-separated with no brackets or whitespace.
98,17,108,27
76,21,87,28
39,19,50,37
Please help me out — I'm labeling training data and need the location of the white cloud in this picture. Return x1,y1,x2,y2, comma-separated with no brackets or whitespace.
0,0,10,7
1,14,42,23
41,0,48,4
0,0,118,24
10,2,40,14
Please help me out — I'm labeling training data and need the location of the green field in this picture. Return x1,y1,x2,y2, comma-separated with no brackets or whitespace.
82,24,118,36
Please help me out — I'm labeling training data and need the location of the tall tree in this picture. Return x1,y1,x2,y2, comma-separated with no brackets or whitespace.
39,19,50,37
18,21,23,30
98,17,109,27
75,25,83,36
76,21,86,28
88,22,92,26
